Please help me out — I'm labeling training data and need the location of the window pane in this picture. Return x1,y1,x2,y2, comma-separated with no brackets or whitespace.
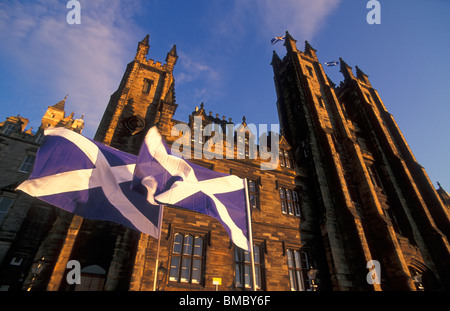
172,233,183,254
255,266,261,289
183,235,193,255
297,271,305,291
287,202,293,215
293,191,299,202
193,236,203,257
279,188,285,199
287,250,294,268
250,194,256,209
279,150,285,167
19,155,35,173
235,248,242,262
284,150,291,168
180,257,191,282
235,264,242,287
253,245,260,264
191,259,202,284
286,189,292,201
244,250,251,263
289,270,297,291
3,124,16,135
294,251,301,269
301,251,309,269
238,137,245,157
169,256,180,281
294,203,301,217
281,201,286,214
0,197,14,213
244,265,251,288
248,180,255,192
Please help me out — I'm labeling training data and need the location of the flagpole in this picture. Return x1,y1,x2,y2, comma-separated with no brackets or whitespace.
153,205,164,291
244,178,257,291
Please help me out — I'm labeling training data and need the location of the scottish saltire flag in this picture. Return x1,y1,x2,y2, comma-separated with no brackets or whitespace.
132,127,250,250
16,127,161,238
325,60,339,67
271,35,285,45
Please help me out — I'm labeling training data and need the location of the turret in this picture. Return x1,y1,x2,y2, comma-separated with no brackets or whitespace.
355,65,372,86
304,40,318,60
135,34,150,61
283,31,299,54
271,50,282,70
339,57,355,82
165,44,178,72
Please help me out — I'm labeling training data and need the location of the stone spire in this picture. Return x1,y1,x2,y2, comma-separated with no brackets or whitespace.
52,94,68,111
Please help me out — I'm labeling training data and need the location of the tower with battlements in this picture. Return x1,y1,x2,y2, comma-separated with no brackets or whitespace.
271,31,450,290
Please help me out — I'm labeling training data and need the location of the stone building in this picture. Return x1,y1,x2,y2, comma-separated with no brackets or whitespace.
0,32,448,291
271,32,450,290
0,98,84,290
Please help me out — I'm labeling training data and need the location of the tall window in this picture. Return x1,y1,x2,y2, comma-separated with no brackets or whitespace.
279,188,301,217
287,249,310,291
237,134,250,159
366,163,383,191
235,245,264,290
18,155,35,173
247,179,260,210
0,196,15,225
169,233,205,285
305,65,314,77
279,149,292,168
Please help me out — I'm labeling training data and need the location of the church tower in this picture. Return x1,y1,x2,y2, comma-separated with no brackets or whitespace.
271,31,450,290
39,36,179,291
94,34,178,154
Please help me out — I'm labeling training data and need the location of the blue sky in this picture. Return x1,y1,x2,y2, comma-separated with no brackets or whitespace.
0,0,449,189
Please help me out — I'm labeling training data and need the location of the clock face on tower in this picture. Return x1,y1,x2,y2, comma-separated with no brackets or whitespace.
123,115,145,135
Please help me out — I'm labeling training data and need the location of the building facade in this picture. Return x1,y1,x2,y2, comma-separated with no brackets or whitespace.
0,32,448,291
0,98,84,290
271,32,450,290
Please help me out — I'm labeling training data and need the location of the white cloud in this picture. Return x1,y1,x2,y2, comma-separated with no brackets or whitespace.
176,51,219,84
256,0,342,40
0,0,142,138
215,0,342,41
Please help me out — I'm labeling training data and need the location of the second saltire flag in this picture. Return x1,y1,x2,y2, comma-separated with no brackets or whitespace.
132,127,250,251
